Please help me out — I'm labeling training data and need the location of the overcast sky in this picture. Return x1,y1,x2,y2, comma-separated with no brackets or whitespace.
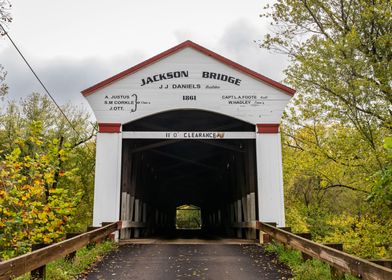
0,0,288,118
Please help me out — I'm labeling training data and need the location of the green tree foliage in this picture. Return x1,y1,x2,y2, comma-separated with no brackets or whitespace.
0,121,82,260
261,0,391,130
370,137,392,207
0,93,96,259
176,205,202,229
260,0,392,258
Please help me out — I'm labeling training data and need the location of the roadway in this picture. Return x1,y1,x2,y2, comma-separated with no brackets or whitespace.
81,242,292,280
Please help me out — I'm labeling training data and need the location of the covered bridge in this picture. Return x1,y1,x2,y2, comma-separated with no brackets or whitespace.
81,40,295,239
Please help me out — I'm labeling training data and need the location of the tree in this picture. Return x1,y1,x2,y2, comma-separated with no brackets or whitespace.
0,93,97,259
260,0,392,258
0,0,12,98
260,0,391,157
260,0,391,204
282,125,392,258
0,121,82,260
260,0,391,129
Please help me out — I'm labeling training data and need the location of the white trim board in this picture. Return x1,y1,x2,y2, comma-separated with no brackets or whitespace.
122,131,256,139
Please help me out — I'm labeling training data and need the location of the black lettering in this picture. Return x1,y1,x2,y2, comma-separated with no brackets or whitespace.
201,71,241,86
140,71,189,86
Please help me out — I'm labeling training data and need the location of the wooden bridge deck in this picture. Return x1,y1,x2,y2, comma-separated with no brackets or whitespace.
81,243,292,280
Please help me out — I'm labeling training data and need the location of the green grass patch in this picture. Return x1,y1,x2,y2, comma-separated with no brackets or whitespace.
265,242,359,280
16,240,117,280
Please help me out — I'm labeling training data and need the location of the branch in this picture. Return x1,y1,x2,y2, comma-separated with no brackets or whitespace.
323,184,370,194
301,0,334,41
303,78,391,128
71,129,96,149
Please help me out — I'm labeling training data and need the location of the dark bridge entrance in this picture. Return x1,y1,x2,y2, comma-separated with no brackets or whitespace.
119,110,258,239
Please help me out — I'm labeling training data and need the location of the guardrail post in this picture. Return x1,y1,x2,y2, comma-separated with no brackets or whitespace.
101,222,116,242
296,233,312,261
324,243,344,279
259,222,277,244
278,227,292,249
31,244,48,280
64,233,82,262
259,232,271,244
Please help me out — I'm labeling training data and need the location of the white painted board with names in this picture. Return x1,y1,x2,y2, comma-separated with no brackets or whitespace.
85,47,292,125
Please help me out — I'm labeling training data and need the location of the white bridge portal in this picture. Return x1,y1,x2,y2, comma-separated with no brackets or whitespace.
82,41,295,239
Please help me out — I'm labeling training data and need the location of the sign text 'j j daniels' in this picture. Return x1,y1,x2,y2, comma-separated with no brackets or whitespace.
140,70,241,87
101,69,269,112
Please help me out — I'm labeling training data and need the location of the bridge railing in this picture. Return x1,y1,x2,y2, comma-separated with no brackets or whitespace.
0,221,121,280
236,221,392,280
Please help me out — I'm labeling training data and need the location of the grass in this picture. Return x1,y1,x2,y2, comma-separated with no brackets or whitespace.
265,242,359,280
16,240,117,280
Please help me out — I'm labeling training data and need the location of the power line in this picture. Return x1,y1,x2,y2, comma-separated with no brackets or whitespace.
0,23,82,139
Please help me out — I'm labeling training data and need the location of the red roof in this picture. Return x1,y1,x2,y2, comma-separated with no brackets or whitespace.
81,40,295,97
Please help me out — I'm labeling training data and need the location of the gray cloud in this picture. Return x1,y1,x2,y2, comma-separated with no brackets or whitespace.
1,47,146,109
1,19,290,120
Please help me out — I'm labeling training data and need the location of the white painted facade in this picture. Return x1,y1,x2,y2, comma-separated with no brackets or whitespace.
256,132,285,226
82,41,294,228
92,133,122,226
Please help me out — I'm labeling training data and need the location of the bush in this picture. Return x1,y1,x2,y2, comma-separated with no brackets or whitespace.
266,242,359,280
16,240,117,280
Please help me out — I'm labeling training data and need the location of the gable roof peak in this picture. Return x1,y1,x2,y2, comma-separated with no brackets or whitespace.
81,40,295,97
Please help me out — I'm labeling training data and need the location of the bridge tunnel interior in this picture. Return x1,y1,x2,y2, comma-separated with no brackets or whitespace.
119,110,258,239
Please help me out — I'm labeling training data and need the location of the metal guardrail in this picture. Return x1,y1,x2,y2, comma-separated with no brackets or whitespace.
0,221,121,280
253,221,392,280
